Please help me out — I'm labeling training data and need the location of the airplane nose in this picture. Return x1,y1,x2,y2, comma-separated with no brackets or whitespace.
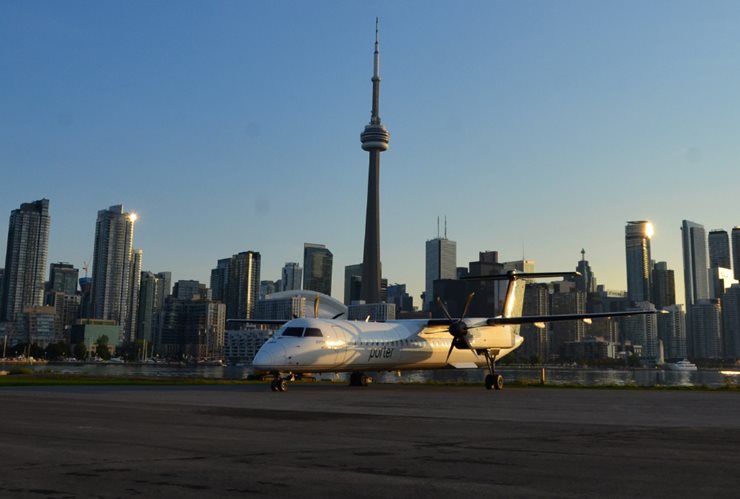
253,343,287,370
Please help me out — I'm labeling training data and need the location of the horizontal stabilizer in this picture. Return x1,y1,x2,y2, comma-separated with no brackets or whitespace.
487,309,663,326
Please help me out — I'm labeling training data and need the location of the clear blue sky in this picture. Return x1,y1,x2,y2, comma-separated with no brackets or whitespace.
2,0,740,305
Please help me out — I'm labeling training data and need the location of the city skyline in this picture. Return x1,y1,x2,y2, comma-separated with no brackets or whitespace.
2,2,740,304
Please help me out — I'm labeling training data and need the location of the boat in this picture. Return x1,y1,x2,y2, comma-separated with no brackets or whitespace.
665,359,698,371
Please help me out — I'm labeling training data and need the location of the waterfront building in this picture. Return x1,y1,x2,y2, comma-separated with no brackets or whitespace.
70,319,120,356
254,290,346,320
224,328,273,365
344,264,363,306
708,267,737,300
280,262,302,292
348,302,396,322
47,292,81,343
733,227,740,281
1,199,50,323
137,271,163,344
47,262,79,298
722,284,740,360
303,244,332,296
519,282,550,361
156,271,171,307
621,301,659,361
125,249,143,343
625,221,653,304
210,259,230,302
425,237,457,311
359,19,390,304
173,280,209,301
225,251,260,320
657,304,687,360
387,283,413,313
651,261,676,308
689,299,722,360
550,282,586,356
681,220,709,306
259,280,277,300
90,205,137,343
574,249,596,293
708,229,732,269
158,297,225,360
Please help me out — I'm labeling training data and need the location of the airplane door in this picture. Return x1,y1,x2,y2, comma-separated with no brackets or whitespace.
330,325,351,366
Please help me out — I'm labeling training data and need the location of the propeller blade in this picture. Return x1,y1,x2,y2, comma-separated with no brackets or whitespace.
314,295,320,319
461,292,475,320
444,340,455,364
436,297,453,321
332,312,344,320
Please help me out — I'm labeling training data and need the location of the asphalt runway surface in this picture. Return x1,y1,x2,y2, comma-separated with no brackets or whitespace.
1,383,739,498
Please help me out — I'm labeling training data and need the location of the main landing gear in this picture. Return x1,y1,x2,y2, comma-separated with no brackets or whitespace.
270,372,293,392
483,350,504,391
349,372,370,387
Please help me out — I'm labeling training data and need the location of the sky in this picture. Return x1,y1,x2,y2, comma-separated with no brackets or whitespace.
2,0,740,305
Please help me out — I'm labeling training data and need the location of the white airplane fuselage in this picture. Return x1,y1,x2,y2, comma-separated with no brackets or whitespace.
252,317,524,374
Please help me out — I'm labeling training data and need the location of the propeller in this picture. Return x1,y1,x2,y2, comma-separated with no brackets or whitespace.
314,295,320,319
436,292,478,363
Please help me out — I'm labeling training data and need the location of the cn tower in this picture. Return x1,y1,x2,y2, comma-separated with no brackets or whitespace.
360,18,390,304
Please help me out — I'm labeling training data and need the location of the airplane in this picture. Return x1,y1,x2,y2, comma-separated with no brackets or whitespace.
251,271,661,391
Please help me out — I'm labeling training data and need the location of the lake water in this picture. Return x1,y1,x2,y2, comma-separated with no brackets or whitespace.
3,362,737,388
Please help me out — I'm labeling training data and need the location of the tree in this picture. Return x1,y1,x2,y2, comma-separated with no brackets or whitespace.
44,342,70,360
95,335,111,360
74,342,88,360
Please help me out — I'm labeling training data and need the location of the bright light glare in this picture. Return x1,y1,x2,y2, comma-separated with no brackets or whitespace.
129,213,138,222
645,222,654,239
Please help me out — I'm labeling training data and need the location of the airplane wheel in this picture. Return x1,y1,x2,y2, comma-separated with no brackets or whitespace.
278,379,288,392
270,380,279,392
494,374,504,390
360,375,369,387
484,374,494,390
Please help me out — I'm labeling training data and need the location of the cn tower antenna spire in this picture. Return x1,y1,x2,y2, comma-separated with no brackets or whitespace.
360,18,391,305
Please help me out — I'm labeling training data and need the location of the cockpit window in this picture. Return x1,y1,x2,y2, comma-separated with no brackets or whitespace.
282,327,304,337
304,328,323,337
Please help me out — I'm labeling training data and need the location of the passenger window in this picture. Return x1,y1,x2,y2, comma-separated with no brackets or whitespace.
304,328,323,337
282,327,304,337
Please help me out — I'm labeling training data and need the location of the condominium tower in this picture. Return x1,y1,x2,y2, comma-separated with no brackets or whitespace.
0,199,50,322
625,221,653,304
90,205,137,340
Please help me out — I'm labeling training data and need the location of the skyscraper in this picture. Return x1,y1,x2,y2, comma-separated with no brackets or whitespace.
1,199,50,323
303,244,333,296
126,248,143,342
574,249,596,293
425,236,457,310
281,262,302,292
652,261,676,308
90,205,137,341
732,227,740,281
210,259,230,302
708,229,731,269
226,251,260,320
359,19,390,304
47,262,79,297
625,221,653,304
723,284,740,360
137,271,162,344
681,220,709,306
344,263,363,305
689,299,722,359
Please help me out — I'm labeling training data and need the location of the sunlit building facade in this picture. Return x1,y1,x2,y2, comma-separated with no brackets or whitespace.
625,221,653,304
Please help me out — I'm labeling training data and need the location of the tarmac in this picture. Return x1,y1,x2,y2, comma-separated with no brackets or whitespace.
1,382,739,498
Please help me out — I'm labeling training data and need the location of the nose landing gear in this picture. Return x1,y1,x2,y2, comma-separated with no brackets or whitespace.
349,372,370,387
270,372,293,392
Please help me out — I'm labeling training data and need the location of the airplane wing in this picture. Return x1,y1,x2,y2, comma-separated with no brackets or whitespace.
486,309,662,326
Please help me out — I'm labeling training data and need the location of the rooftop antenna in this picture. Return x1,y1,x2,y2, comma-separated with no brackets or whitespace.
444,216,447,239
437,216,440,239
